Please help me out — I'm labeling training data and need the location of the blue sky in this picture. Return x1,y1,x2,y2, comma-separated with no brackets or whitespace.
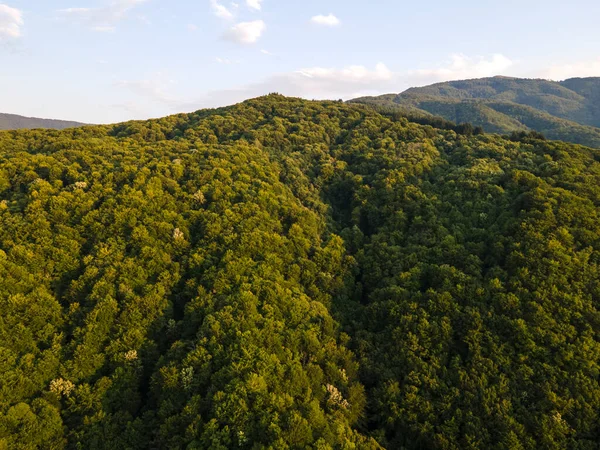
1,0,599,124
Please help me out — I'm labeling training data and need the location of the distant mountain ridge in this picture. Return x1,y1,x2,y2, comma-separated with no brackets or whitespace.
351,76,600,147
0,113,85,130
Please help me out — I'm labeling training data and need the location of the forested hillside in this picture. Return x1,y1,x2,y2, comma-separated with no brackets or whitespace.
1,95,600,449
0,113,84,131
351,76,600,148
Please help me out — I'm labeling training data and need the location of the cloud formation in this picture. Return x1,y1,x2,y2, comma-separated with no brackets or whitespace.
210,0,234,19
191,54,517,109
413,53,514,81
60,0,148,32
115,54,520,119
539,57,600,80
123,53,600,123
310,14,340,27
0,4,23,38
223,20,265,44
246,0,262,11
297,63,392,83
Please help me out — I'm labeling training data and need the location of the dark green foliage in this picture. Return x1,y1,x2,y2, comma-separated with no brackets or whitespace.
1,95,600,449
377,108,484,137
352,76,600,148
509,130,547,142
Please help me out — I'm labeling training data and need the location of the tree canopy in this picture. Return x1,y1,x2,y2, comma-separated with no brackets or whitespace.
1,94,600,449
351,76,600,148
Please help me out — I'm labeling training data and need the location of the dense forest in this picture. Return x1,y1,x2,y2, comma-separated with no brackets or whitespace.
351,76,600,148
0,113,84,131
1,95,600,449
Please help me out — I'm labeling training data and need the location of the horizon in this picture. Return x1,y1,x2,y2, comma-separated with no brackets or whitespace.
5,73,600,124
1,0,599,124
1,73,598,126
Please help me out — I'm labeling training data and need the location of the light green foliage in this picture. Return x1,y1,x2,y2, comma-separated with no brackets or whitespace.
0,95,599,449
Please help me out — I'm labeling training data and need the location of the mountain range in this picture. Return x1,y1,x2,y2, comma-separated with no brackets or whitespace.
351,76,600,147
0,113,84,131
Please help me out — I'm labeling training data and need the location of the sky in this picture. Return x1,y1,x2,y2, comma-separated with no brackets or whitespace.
0,0,599,124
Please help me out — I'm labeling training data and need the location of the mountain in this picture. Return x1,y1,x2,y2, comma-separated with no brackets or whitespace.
351,76,600,147
0,112,85,130
1,95,600,449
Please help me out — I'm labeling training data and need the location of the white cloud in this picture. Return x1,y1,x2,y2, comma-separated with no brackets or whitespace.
0,4,23,38
114,54,519,118
247,0,262,10
310,14,340,27
538,57,600,80
297,63,393,83
189,54,516,107
60,0,148,32
223,20,265,44
210,0,233,19
413,53,514,82
261,49,273,55
187,24,198,31
117,63,397,116
107,53,600,122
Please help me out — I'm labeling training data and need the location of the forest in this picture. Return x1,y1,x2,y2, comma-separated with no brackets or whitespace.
351,76,600,148
1,94,600,449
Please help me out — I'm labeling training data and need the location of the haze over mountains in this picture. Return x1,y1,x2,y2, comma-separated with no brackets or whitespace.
4,76,599,149
0,113,84,131
352,76,600,147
